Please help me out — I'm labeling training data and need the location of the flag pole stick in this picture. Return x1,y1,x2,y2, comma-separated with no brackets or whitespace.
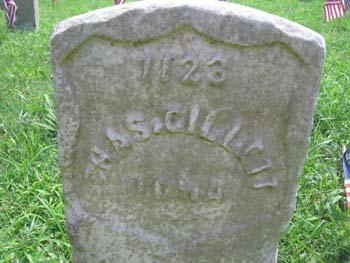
342,146,350,209
338,17,343,32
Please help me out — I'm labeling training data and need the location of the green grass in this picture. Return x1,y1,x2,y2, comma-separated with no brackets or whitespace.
0,0,349,262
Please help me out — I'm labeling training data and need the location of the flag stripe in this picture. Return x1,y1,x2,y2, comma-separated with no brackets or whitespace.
2,0,17,27
334,5,338,16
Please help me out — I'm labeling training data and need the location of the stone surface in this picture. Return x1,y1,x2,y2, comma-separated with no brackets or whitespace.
51,1,325,262
14,0,39,30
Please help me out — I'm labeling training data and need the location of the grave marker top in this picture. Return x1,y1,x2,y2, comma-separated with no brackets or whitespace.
14,0,39,30
52,1,325,262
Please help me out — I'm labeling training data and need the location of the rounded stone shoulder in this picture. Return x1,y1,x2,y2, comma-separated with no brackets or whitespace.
51,0,325,66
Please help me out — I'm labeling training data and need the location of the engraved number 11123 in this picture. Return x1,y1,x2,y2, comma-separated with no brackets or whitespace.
140,52,226,86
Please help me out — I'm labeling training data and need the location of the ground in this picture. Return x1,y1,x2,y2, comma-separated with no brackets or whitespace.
0,0,349,262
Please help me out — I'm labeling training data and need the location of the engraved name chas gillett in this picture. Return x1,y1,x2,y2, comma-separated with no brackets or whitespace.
83,104,277,202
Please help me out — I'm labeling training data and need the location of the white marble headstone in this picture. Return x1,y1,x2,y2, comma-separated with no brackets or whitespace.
52,1,325,262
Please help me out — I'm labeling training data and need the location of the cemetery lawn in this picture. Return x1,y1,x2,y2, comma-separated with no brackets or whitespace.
0,0,349,262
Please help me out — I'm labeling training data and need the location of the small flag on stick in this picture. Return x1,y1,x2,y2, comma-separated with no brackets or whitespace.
342,146,350,209
2,0,17,27
324,0,345,21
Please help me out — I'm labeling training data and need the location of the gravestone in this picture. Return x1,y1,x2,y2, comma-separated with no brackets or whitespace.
51,0,325,262
14,0,39,30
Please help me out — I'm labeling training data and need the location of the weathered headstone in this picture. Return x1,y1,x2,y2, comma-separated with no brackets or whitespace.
52,1,325,262
14,0,39,30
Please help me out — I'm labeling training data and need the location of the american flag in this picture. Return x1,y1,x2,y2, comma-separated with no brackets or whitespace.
342,147,350,209
114,0,125,4
2,0,17,27
324,0,345,21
